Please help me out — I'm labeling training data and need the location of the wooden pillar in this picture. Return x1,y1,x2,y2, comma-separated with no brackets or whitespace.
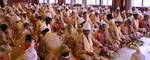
58,0,65,5
125,0,132,11
99,0,102,6
112,0,121,11
112,0,126,11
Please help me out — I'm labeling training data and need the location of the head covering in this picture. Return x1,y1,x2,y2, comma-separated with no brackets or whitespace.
10,9,15,15
40,25,48,32
133,8,140,15
22,9,27,14
78,17,85,25
99,23,107,29
45,32,62,50
82,22,91,30
104,6,108,9
89,6,94,11
25,4,28,8
96,10,100,14
127,10,133,14
18,4,22,9
15,15,21,22
116,6,120,10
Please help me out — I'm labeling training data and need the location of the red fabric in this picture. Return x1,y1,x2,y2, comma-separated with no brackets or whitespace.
52,23,64,32
96,31,105,44
33,32,38,50
0,55,9,60
20,42,31,54
139,20,146,28
31,18,38,25
24,42,31,51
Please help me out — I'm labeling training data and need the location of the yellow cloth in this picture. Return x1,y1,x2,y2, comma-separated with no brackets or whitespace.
82,34,93,52
44,32,62,50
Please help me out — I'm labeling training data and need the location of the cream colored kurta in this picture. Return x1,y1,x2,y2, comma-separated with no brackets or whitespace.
82,34,93,52
133,19,139,30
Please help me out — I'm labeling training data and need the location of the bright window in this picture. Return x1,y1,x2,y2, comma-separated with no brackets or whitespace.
102,0,112,5
39,0,57,3
108,0,112,5
143,0,150,7
39,0,44,3
87,0,99,5
66,0,71,4
50,0,56,3
132,0,142,7
75,0,82,4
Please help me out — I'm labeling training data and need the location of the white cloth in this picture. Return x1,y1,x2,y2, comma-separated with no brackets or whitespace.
132,51,145,60
15,15,21,22
41,22,52,32
24,17,30,24
45,32,62,50
47,12,52,18
143,11,150,15
82,22,92,30
100,20,107,25
117,37,150,60
78,17,85,24
24,40,37,60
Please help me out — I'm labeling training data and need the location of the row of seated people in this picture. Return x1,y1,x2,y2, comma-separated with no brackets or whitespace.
0,3,150,60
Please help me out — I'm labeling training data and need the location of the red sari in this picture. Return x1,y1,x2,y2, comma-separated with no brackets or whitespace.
95,31,105,44
52,22,64,32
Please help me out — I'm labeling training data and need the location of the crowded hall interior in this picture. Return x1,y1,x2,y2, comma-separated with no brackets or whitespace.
0,0,150,60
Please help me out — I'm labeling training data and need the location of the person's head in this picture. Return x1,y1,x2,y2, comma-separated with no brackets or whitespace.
23,23,30,29
107,13,113,20
99,24,107,31
115,21,123,27
45,17,52,24
145,8,149,11
0,24,8,32
83,12,87,19
56,16,62,23
144,15,149,21
41,28,49,35
133,14,139,19
25,34,33,43
61,45,71,60
82,22,91,35
83,30,91,36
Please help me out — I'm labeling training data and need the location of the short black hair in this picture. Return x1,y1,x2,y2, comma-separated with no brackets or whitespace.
107,14,113,20
133,14,139,19
23,23,30,28
41,28,49,35
46,17,52,23
99,24,106,29
25,34,33,42
144,15,149,20
0,24,8,31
